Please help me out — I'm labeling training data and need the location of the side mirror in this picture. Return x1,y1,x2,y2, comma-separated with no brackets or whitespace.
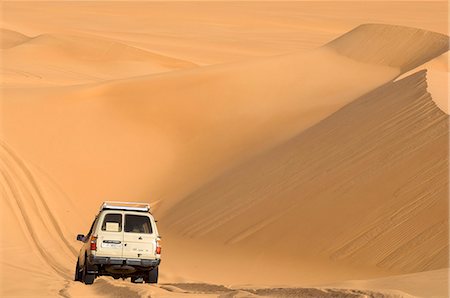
76,234,85,241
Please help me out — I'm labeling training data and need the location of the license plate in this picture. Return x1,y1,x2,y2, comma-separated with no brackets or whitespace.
101,242,122,248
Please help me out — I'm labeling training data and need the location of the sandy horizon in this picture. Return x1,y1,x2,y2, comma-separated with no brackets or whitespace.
1,1,449,297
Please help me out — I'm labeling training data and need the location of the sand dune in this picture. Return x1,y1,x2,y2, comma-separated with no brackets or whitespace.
3,24,447,221
398,52,449,114
2,2,447,107
162,70,448,286
2,2,447,63
326,24,449,73
0,141,81,296
329,23,449,114
0,28,30,49
323,269,449,298
0,1,449,296
1,29,197,86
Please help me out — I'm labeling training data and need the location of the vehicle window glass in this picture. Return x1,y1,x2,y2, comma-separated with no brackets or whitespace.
125,215,152,234
101,213,122,232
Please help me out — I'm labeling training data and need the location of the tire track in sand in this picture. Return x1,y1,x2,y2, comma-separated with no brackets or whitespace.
0,140,76,279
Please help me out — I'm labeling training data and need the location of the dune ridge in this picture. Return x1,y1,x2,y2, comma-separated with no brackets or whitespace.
0,28,30,49
326,24,449,73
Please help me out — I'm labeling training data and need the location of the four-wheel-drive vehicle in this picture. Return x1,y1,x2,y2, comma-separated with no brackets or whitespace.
75,201,161,285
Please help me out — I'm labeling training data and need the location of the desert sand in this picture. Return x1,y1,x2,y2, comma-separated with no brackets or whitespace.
0,1,449,297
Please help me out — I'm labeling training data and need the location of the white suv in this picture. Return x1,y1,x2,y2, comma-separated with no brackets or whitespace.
75,201,161,284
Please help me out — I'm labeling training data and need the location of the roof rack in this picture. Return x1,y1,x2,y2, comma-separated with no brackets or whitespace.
100,201,151,212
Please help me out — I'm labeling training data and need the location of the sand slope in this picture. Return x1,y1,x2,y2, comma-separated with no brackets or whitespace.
2,2,447,63
324,268,449,298
1,29,197,86
0,28,30,49
3,24,447,220
0,11,448,297
0,141,81,296
162,70,449,285
326,24,449,73
2,2,448,109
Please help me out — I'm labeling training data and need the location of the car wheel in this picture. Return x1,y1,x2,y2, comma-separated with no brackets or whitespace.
82,263,95,285
74,260,82,281
146,267,158,284
131,276,144,283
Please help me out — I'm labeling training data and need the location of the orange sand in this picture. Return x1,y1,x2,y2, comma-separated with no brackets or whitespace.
1,2,448,297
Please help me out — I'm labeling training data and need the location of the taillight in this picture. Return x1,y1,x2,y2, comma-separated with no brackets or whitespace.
155,239,161,255
90,235,97,251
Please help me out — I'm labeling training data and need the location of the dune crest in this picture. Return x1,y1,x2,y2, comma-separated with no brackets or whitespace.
0,28,30,49
326,24,449,73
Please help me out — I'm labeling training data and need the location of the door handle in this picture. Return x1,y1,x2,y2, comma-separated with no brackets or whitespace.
138,236,142,240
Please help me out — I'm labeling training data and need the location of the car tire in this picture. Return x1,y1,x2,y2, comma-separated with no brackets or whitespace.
146,267,158,284
82,263,95,285
131,276,144,283
74,260,82,282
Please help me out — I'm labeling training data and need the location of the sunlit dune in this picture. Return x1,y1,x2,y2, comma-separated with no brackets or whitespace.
1,30,197,86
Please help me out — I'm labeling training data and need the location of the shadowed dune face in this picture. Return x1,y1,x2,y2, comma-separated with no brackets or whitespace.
0,2,449,296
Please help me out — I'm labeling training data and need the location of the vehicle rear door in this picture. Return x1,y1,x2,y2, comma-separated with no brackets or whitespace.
96,211,124,257
123,213,157,259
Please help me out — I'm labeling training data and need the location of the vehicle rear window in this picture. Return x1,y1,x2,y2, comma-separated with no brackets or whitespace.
101,213,122,232
125,215,153,234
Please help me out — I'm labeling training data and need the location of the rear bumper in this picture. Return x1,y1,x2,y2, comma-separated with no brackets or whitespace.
89,255,161,267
